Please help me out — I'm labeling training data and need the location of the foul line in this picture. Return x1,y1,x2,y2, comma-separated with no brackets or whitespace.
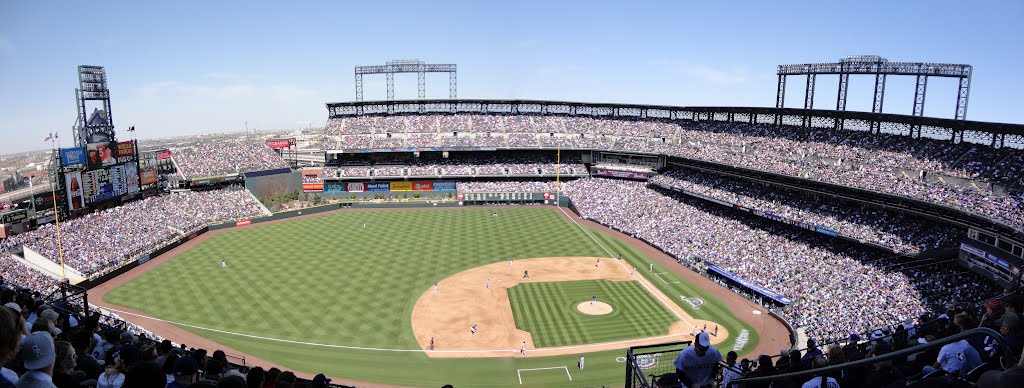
557,208,695,329
654,272,681,284
517,366,571,384
98,305,698,354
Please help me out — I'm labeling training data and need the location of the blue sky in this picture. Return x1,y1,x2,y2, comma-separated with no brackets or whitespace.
1,0,1022,154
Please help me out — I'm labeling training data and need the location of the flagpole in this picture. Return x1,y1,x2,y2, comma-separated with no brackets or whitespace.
48,136,67,280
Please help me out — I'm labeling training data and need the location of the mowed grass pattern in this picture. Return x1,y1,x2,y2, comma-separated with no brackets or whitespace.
508,280,677,347
104,208,608,349
101,207,759,387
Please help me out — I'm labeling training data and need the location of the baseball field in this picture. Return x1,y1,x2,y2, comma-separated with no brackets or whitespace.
96,206,772,387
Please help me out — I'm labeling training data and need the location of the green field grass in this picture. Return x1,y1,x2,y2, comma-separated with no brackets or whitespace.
103,207,758,387
508,280,677,347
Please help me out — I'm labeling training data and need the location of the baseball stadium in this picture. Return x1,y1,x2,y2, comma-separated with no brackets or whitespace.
3,4,1024,388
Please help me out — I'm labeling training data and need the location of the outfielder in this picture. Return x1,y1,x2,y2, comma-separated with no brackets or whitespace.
650,263,654,272
579,356,585,369
221,260,227,269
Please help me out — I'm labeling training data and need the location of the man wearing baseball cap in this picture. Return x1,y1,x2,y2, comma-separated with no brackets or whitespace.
167,356,199,388
673,331,722,388
15,331,57,388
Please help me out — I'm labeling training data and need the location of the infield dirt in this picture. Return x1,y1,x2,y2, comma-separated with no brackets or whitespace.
411,256,728,358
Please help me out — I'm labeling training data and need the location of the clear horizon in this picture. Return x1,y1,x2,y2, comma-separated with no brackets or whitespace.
1,0,1022,155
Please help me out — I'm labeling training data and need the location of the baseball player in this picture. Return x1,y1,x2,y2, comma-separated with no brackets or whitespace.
471,324,477,335
650,263,654,272
523,270,529,279
578,356,585,369
509,258,513,267
362,220,367,228
429,337,434,350
596,258,600,268
520,341,527,356
492,210,497,217
592,296,598,307
630,267,636,275
221,260,227,269
434,282,439,293
486,279,490,289
714,325,719,337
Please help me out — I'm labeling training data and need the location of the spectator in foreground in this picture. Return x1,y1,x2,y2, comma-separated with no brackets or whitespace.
720,351,743,388
15,331,56,388
0,307,21,387
51,341,80,388
168,356,199,388
673,331,722,388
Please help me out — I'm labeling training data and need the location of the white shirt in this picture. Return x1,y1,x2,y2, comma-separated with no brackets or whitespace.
801,376,840,388
1,368,18,383
937,339,981,374
721,364,744,388
96,371,124,388
672,346,722,386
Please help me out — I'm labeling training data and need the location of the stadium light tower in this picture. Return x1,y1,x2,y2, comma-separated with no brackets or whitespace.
354,59,457,101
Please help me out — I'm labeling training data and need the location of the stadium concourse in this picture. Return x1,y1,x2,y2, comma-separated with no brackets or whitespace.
321,114,1024,231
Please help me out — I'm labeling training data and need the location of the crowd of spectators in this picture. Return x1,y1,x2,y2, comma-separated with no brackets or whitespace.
172,142,289,179
1,287,340,387
455,180,565,193
716,295,1024,388
0,190,264,279
561,177,999,342
321,114,1024,231
651,168,964,254
320,154,586,179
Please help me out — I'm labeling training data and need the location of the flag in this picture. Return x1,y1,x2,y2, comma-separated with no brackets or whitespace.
44,133,53,142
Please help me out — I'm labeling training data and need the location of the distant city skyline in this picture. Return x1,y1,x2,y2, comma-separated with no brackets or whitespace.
1,0,1022,154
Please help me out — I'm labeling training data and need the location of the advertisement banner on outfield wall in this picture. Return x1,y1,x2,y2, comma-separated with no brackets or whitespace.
324,182,345,193
433,181,456,191
345,182,365,192
366,182,390,192
390,182,412,191
411,181,433,191
302,183,324,192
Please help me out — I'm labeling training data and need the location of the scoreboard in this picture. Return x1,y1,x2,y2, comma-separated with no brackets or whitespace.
82,162,140,204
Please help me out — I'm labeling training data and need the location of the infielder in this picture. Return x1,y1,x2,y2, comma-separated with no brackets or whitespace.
591,296,597,307
520,341,527,356
471,324,477,335
486,279,490,289
429,337,434,350
596,258,600,268
630,267,636,275
523,270,529,279
509,258,513,267
434,282,439,293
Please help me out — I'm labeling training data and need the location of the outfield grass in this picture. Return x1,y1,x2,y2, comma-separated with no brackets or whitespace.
103,207,759,387
508,280,677,347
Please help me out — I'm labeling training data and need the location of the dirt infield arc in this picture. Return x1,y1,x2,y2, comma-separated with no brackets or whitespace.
411,256,728,358
89,205,792,386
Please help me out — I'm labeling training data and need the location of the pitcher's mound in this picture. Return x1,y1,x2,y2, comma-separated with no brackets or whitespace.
577,301,613,315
